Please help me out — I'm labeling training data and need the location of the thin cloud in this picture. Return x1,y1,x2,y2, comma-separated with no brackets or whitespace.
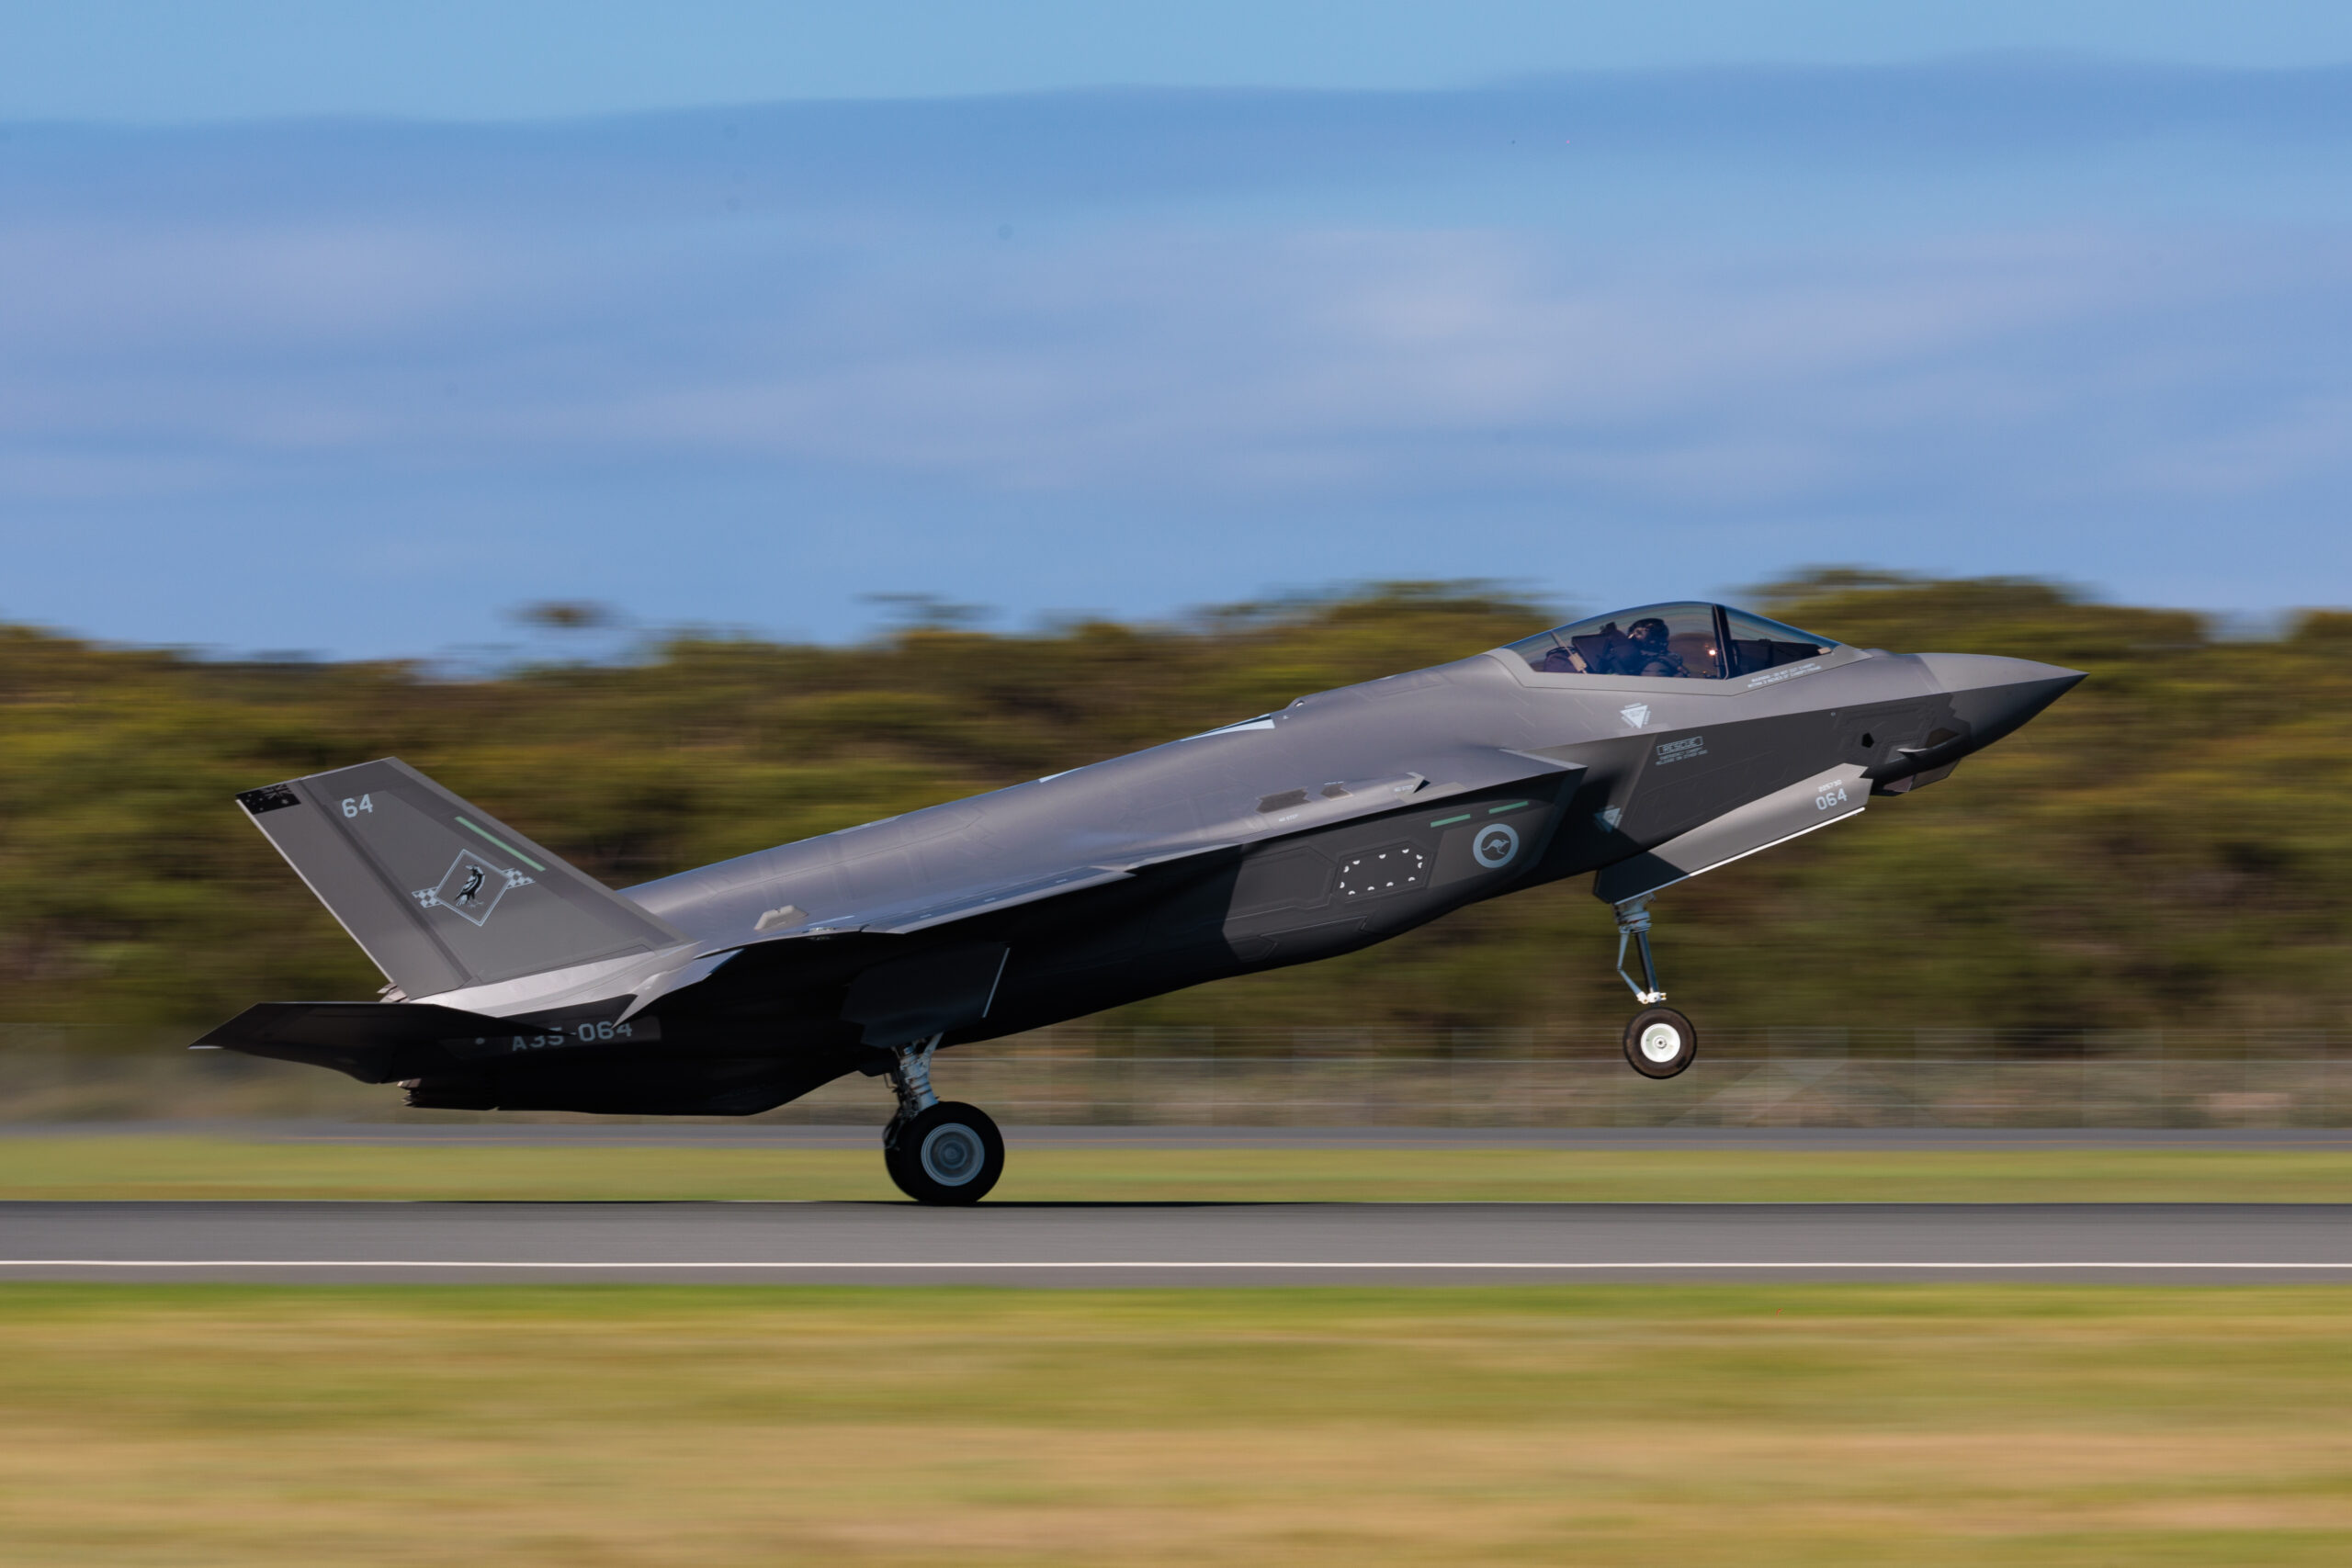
1,66,2349,653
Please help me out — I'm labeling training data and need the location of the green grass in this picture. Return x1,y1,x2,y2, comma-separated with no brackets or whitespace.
0,1284,2346,1564
0,1134,2349,1202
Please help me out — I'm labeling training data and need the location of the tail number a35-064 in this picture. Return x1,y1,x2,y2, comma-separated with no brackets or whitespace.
501,1020,646,1053
1815,782,1851,811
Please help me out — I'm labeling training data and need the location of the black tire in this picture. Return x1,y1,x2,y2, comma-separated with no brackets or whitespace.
882,1132,916,1193
1623,1006,1698,1079
883,1101,1005,1204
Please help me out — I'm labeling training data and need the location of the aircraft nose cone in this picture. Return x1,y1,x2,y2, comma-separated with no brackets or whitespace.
1913,652,2086,750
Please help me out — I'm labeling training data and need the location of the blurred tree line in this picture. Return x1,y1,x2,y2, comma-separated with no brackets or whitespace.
2,574,2346,1052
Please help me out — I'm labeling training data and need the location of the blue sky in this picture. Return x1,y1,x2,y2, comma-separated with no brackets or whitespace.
3,8,2350,656
8,3,2352,116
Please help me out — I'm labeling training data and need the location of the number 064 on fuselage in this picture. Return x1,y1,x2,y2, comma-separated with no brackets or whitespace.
199,601,2081,1201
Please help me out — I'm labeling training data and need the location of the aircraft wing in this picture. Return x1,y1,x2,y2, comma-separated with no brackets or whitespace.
729,748,1577,947
618,746,1584,1018
771,863,1146,939
610,863,1174,1020
733,751,1580,944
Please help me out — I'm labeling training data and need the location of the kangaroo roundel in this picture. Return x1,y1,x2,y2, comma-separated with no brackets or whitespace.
1473,822,1521,869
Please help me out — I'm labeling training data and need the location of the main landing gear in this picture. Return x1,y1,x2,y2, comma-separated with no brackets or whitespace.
882,1034,1005,1204
1612,896,1697,1079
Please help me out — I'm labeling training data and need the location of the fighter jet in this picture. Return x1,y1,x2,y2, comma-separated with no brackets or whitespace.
200,600,2081,1201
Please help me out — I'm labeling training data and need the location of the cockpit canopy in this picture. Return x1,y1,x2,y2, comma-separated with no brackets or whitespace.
1506,603,1837,680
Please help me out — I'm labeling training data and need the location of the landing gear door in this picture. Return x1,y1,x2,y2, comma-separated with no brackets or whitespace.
1593,764,1870,907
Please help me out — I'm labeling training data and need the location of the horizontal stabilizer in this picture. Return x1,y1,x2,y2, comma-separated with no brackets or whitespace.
236,759,688,1001
1595,763,1869,907
194,1000,506,1083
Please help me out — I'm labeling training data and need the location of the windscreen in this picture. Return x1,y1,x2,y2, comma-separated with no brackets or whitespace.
1723,608,1837,676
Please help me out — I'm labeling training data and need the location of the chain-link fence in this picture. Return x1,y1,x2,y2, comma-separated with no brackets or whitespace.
3,1024,2344,1126
780,1029,2350,1128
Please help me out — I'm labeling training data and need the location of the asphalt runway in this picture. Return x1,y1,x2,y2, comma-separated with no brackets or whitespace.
1,1201,2346,1284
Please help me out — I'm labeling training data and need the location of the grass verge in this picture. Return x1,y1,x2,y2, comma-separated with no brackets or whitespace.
0,1284,2346,1565
0,1135,2349,1201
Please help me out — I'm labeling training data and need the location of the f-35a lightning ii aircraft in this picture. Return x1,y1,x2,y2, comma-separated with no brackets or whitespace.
201,601,2080,1201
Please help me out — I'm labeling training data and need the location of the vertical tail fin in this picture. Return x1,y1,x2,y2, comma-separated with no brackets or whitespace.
238,759,687,1000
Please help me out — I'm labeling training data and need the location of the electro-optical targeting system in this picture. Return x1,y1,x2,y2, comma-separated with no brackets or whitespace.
200,602,2081,1202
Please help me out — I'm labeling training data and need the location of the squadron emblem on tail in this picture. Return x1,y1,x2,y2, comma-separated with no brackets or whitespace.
413,852,534,928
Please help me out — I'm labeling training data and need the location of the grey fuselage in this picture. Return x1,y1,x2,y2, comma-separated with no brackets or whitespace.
515,638,2078,1113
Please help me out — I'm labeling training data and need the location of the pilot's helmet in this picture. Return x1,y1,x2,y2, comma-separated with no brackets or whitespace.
1627,617,1669,642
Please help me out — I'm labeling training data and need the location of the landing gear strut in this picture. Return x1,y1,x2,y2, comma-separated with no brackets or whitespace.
1612,897,1697,1079
882,1034,1005,1204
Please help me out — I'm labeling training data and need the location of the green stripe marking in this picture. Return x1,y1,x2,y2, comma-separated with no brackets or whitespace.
1488,800,1530,815
456,816,547,872
1430,813,1473,827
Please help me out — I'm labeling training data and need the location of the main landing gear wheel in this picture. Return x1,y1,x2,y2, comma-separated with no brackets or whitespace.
881,1034,1004,1204
1623,1006,1698,1079
886,1100,1005,1204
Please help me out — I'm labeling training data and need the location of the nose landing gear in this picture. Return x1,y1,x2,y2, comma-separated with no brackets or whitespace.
1613,897,1697,1078
882,1034,1006,1204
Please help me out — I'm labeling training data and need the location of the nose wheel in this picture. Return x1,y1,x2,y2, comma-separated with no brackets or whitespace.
1611,897,1698,1078
882,1035,1005,1203
1623,1005,1698,1078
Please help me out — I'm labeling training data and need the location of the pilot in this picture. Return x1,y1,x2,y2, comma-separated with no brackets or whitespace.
1617,617,1687,678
